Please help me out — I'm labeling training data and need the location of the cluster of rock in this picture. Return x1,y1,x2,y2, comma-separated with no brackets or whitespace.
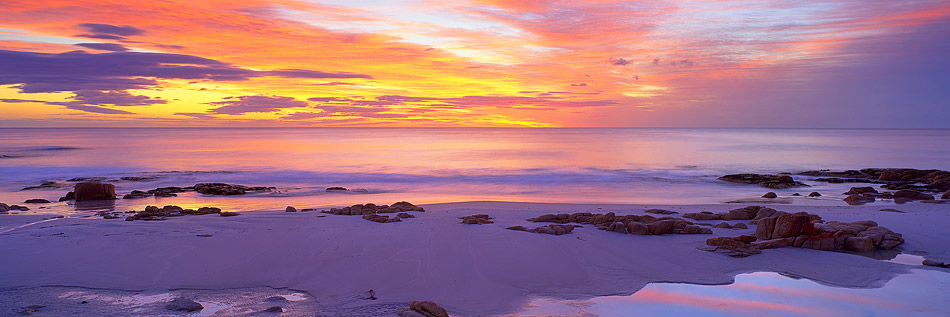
702,209,904,257
801,168,950,194
124,205,225,221
123,186,193,199
460,214,494,224
713,222,749,229
717,174,808,189
683,205,784,222
397,300,450,317
524,212,712,235
195,183,275,195
321,201,424,223
841,186,939,204
0,203,30,212
326,187,347,191
506,224,579,235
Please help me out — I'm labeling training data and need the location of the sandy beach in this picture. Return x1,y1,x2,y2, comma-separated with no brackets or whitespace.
2,200,948,315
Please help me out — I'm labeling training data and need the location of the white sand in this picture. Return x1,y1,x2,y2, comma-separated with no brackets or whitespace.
0,201,947,315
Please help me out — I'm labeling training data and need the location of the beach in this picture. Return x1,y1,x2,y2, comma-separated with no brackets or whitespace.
1,200,948,315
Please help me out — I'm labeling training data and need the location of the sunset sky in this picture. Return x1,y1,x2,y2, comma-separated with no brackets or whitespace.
1,0,948,127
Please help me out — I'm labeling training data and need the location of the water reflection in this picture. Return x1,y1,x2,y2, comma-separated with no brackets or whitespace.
518,269,950,316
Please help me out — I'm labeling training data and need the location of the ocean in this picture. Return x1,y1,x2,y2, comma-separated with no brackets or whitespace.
1,128,948,213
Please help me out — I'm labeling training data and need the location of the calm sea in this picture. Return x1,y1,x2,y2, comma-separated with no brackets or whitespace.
1,128,948,212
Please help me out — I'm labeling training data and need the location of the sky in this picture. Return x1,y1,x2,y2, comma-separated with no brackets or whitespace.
1,0,948,128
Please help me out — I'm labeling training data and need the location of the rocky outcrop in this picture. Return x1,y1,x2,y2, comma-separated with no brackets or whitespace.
644,209,677,214
166,297,203,312
683,206,783,222
717,174,808,189
321,202,424,223
505,224,577,235
802,168,950,193
527,211,710,236
808,192,822,197
397,301,450,317
893,190,934,201
23,199,51,204
702,210,903,257
125,205,223,221
74,181,116,201
326,187,347,191
123,186,193,199
322,201,425,216
195,183,275,195
461,214,493,224
58,191,76,202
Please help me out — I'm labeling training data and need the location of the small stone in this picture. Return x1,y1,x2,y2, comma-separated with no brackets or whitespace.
220,212,240,217
762,192,777,198
23,199,51,204
808,192,822,197
285,206,297,212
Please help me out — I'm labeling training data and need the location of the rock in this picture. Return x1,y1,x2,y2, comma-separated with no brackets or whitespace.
625,222,649,235
752,238,791,250
265,296,287,302
506,226,527,231
770,213,814,239
644,209,677,214
706,237,749,249
646,220,675,235
74,181,116,201
843,194,874,204
220,212,240,217
527,224,576,235
943,191,950,200
195,183,274,195
893,190,934,200
17,305,46,315
734,235,758,243
166,297,203,312
808,192,822,197
717,174,808,189
922,259,945,267
732,223,748,229
397,212,415,218
397,307,428,317
392,201,425,212
754,216,777,240
461,214,493,224
326,187,348,191
682,225,711,234
714,222,731,229
263,306,283,312
792,193,801,196
762,192,777,198
683,211,722,221
23,199,51,204
844,186,878,195
845,236,876,252
0,203,8,212
410,301,449,317
285,206,297,212
58,191,76,202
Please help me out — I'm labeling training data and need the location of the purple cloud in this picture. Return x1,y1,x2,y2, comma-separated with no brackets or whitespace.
76,43,129,52
63,105,133,114
208,95,309,115
78,23,145,37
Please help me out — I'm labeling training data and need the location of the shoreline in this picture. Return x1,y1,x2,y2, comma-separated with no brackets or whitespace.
2,200,947,315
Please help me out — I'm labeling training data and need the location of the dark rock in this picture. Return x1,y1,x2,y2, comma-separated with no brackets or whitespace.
263,306,283,312
714,222,731,229
943,191,950,200
682,225,712,234
646,220,675,235
166,297,203,312
808,192,821,197
17,305,46,315
0,203,9,212
58,191,76,202
843,194,875,205
732,223,748,229
844,186,878,195
718,174,808,189
285,206,297,212
461,214,493,224
23,199,51,204
683,211,722,221
762,192,777,198
527,224,577,235
644,209,677,214
220,212,240,217
845,236,876,252
626,222,649,235
506,225,527,231
74,181,116,201
410,300,449,317
893,190,934,200
195,183,274,195
397,212,415,218
326,187,348,191
922,259,945,267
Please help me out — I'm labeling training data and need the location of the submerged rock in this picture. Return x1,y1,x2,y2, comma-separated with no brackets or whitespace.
23,199,51,204
220,212,240,217
718,174,808,189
